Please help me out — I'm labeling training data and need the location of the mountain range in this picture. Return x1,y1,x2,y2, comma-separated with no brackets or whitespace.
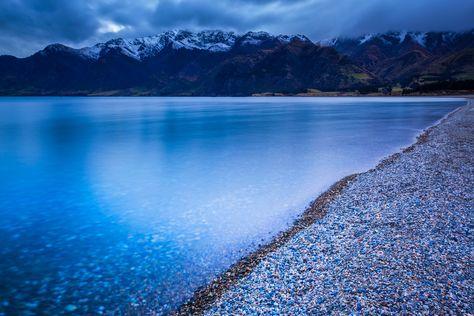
0,30,472,96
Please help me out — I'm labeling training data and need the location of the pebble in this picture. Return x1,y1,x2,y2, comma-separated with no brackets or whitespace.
64,304,77,312
205,100,474,315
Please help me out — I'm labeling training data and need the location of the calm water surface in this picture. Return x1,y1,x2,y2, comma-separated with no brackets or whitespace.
0,97,464,314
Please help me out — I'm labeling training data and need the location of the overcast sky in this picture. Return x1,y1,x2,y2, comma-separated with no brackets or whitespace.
1,0,473,57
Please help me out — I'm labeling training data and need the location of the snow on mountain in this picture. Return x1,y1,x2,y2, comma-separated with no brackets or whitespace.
359,34,374,44
411,32,427,46
41,30,470,61
55,30,240,61
397,31,409,43
239,31,271,46
237,31,310,46
170,30,238,51
79,44,104,60
64,30,311,61
319,31,435,48
72,30,285,60
31,29,474,57
277,34,311,43
316,38,339,47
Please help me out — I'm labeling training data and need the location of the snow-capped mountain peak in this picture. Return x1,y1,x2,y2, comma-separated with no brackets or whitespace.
238,31,273,46
168,30,238,51
352,31,429,47
77,30,240,60
277,34,311,43
237,31,310,46
319,31,431,48
73,30,313,61
359,34,374,44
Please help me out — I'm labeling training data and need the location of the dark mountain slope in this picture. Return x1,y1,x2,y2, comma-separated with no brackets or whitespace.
323,30,474,90
0,31,375,96
0,30,472,95
199,40,375,95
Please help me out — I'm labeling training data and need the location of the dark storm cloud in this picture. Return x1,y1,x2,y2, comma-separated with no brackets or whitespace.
1,0,473,57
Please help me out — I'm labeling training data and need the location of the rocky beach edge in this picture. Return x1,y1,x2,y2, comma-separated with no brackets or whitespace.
177,97,473,315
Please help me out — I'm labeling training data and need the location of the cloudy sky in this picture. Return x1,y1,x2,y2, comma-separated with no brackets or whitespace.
1,0,473,57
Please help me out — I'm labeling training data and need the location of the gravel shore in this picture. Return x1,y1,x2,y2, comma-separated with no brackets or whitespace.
192,98,474,315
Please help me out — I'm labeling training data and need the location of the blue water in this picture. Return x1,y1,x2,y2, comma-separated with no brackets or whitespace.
0,97,464,314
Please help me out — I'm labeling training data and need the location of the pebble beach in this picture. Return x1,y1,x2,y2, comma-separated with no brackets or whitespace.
180,98,474,315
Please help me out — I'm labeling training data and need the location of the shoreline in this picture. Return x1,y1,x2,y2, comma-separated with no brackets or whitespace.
176,97,471,315
0,93,473,98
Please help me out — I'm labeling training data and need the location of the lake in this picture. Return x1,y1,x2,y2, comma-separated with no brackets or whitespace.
0,97,464,314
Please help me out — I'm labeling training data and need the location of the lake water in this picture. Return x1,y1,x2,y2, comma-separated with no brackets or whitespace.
0,97,464,314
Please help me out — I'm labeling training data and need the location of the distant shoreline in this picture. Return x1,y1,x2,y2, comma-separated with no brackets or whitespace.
176,97,471,315
0,92,472,98
251,91,474,97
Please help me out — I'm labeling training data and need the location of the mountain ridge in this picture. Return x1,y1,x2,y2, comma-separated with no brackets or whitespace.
17,30,312,61
319,30,474,91
0,29,472,95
